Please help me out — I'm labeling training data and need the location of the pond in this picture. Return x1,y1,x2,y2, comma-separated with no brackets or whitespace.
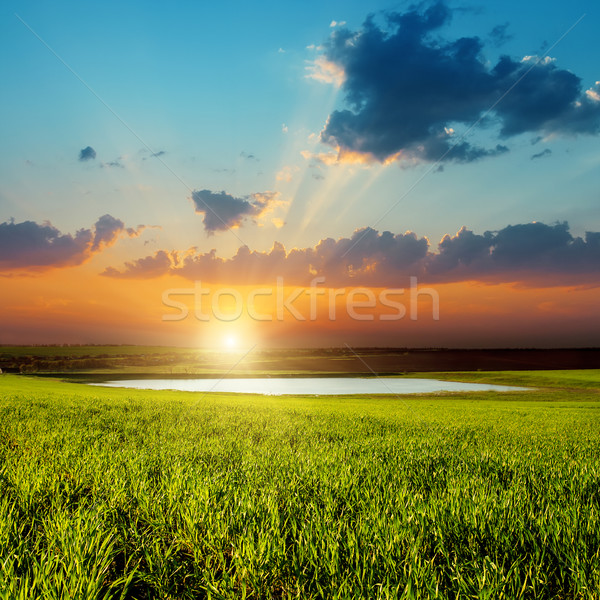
90,377,529,395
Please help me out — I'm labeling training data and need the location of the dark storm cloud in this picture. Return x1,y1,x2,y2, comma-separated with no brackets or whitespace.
0,215,146,272
191,189,280,234
103,221,600,287
78,146,97,161
317,2,600,164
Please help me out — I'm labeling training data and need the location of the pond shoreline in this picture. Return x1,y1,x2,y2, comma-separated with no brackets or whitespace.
89,377,531,395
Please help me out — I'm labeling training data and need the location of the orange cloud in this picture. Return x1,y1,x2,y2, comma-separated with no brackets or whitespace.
305,56,345,87
301,145,404,167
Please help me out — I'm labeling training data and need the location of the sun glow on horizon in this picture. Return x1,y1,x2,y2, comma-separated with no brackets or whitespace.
224,335,238,350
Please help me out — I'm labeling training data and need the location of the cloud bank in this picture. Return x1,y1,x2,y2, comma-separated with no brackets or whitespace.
102,221,600,287
191,189,283,233
0,215,146,272
312,2,600,165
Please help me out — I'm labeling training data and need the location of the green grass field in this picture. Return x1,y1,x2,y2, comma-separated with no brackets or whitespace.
1,372,599,599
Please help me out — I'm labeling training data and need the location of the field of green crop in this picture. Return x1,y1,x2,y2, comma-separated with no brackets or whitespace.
1,372,599,599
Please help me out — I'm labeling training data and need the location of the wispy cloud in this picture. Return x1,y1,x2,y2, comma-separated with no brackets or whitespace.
531,148,552,160
276,165,299,182
305,56,345,87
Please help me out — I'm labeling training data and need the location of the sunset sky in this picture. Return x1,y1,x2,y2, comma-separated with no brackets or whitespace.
1,0,600,348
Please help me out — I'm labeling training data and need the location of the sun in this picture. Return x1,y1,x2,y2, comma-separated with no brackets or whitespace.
224,335,237,350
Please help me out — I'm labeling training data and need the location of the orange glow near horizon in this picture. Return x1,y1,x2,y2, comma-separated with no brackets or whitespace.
2,262,600,348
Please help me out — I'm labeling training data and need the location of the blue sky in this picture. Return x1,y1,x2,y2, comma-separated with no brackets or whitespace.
2,0,599,254
1,0,600,346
